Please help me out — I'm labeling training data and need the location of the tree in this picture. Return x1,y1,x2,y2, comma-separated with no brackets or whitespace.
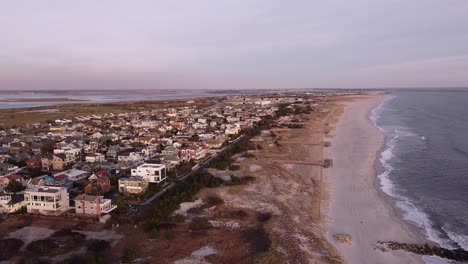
41,140,55,154
5,180,23,193
105,139,113,147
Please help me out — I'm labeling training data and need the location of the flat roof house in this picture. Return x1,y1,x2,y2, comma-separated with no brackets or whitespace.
131,163,166,183
24,186,69,215
74,194,116,217
118,177,149,194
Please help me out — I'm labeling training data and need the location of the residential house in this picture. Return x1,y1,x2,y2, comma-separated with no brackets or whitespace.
74,194,116,217
204,138,224,149
0,177,9,192
85,153,106,163
24,186,70,215
179,145,207,161
0,163,17,176
118,177,149,194
131,163,166,183
25,157,42,169
91,132,104,139
43,175,73,190
84,172,111,195
55,169,88,182
225,125,240,135
118,152,143,164
162,146,178,156
54,148,82,162
52,153,73,171
106,145,122,160
0,193,26,214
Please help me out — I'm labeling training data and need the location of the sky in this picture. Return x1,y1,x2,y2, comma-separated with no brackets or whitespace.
1,0,468,90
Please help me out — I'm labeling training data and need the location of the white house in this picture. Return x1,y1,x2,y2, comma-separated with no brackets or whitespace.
91,132,104,139
131,163,166,183
85,153,106,163
118,152,143,163
225,125,240,135
24,186,69,215
54,148,82,161
74,194,116,216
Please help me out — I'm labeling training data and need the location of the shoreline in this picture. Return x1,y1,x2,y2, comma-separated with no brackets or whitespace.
324,93,425,263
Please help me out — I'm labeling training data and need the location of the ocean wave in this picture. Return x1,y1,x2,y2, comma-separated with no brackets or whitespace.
395,200,454,249
443,227,468,251
422,255,452,264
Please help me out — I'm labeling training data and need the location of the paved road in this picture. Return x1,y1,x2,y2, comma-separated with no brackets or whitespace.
139,134,246,207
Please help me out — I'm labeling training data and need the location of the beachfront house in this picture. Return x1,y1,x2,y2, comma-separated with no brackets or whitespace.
24,186,70,215
0,193,26,214
74,194,116,217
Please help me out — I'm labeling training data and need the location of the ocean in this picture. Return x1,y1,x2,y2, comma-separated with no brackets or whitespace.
371,90,468,263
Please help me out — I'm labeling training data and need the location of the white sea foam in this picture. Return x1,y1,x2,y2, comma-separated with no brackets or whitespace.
422,255,451,264
443,227,468,251
396,200,454,249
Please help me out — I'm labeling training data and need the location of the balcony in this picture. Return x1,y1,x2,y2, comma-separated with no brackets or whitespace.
100,199,117,214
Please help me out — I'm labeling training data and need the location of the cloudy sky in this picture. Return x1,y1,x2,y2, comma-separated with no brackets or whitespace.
1,0,468,90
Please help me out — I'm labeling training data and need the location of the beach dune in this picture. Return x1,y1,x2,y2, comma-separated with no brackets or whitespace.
325,94,424,264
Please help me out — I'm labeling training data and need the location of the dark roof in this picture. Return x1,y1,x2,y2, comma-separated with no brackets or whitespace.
7,193,25,205
54,153,67,160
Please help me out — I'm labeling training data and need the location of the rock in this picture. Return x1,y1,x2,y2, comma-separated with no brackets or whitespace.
377,241,468,262
334,233,352,244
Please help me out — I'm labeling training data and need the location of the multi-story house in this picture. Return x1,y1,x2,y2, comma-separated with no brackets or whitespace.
179,145,207,161
24,186,69,215
106,145,122,160
84,173,111,195
74,194,116,217
131,163,166,183
85,153,106,163
118,177,149,194
118,152,143,164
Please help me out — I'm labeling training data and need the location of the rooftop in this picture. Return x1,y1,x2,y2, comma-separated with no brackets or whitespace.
27,186,65,193
137,163,165,169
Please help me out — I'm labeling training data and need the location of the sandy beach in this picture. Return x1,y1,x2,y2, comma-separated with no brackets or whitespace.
325,94,424,264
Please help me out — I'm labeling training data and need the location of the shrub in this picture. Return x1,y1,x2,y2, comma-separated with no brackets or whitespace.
230,176,256,185
228,210,248,219
228,164,240,171
242,227,271,253
172,214,185,222
205,194,224,206
148,229,160,239
26,239,57,255
87,239,110,253
163,229,175,240
257,211,272,222
121,247,139,263
189,218,213,231
0,238,23,260
242,152,255,158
